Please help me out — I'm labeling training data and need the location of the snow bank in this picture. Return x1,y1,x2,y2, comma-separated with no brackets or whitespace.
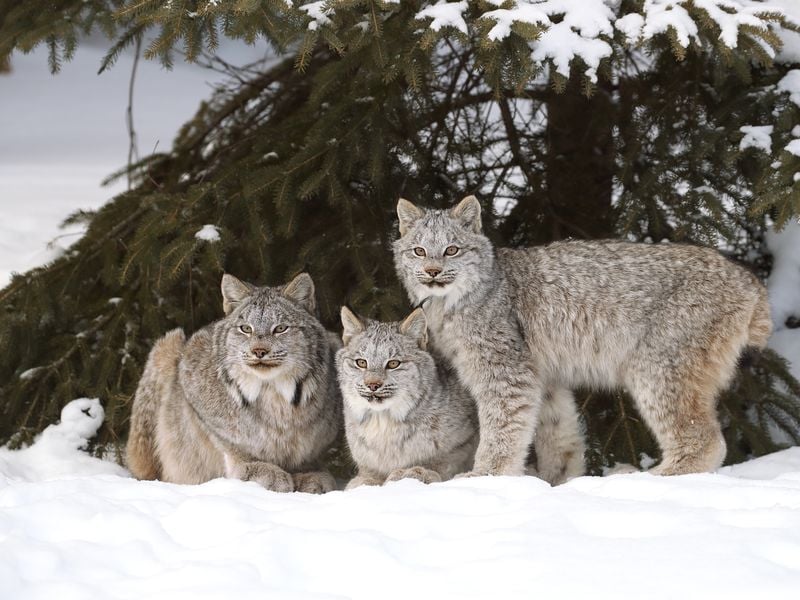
2,400,800,599
0,398,127,481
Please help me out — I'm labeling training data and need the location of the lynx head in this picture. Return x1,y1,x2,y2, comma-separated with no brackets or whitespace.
218,272,322,386
392,195,494,307
337,307,435,421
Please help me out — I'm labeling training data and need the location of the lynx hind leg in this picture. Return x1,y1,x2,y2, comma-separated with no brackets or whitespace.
532,388,586,485
627,358,734,476
385,466,442,485
126,328,186,480
293,471,337,494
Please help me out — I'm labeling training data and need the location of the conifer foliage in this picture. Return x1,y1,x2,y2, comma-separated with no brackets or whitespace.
1,1,799,471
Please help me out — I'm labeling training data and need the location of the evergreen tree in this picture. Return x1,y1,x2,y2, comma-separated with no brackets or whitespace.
0,0,798,472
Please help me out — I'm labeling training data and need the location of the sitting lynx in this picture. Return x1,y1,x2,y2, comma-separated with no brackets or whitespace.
126,273,341,493
337,307,585,488
338,307,478,488
393,196,772,477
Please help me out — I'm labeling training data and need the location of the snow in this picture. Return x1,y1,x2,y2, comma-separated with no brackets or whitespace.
1,399,800,598
195,224,221,242
740,125,774,153
767,222,800,382
416,1,469,35
300,1,333,31
786,139,800,156
774,0,800,64
778,70,800,108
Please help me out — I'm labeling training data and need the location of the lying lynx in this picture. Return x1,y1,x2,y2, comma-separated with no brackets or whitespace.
393,196,771,477
126,273,341,493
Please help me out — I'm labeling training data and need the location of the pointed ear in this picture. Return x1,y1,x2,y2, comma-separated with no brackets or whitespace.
399,308,428,350
450,195,482,233
221,274,255,315
340,306,365,346
397,198,425,237
283,273,316,313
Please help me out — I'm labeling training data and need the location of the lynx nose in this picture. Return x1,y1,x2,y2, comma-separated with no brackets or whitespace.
251,347,269,359
365,382,383,392
424,266,442,278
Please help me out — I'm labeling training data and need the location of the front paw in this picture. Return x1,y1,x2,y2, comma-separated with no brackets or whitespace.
386,466,442,484
232,462,295,493
293,471,336,494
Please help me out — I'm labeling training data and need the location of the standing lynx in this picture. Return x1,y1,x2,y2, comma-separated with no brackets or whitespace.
126,273,341,493
393,196,771,477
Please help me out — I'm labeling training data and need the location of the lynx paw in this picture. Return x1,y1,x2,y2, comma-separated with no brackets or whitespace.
386,466,442,484
345,474,383,490
229,461,295,493
293,471,336,494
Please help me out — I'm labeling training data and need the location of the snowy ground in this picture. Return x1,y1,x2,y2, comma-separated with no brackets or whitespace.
1,399,800,599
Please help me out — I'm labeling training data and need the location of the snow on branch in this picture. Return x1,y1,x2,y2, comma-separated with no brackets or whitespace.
413,0,793,83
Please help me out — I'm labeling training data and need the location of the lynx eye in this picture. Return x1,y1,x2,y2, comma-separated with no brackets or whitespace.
355,359,368,369
239,324,253,335
413,247,426,257
386,359,401,370
273,324,288,334
444,245,460,256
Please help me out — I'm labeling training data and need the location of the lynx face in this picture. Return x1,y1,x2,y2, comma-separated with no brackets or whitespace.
392,196,494,307
337,308,433,420
219,273,319,385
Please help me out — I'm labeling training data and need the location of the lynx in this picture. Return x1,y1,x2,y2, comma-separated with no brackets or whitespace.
126,273,341,493
393,196,772,477
337,308,585,488
337,307,478,488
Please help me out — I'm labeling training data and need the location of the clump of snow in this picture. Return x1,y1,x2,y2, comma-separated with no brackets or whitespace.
300,1,333,31
195,224,221,242
0,398,127,481
766,221,800,382
774,0,800,63
417,1,469,35
740,125,774,152
777,70,800,108
786,139,800,157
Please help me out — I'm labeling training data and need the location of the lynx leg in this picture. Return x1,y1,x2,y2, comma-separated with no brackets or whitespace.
627,313,753,475
533,388,586,485
627,366,728,476
224,455,295,492
126,328,185,480
465,378,540,477
293,471,336,494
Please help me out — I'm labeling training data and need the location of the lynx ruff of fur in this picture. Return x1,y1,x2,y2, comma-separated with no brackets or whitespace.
393,196,772,477
337,307,479,489
126,273,341,494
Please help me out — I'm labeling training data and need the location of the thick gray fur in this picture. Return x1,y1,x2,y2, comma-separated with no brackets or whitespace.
126,273,341,494
337,307,479,488
393,196,771,477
